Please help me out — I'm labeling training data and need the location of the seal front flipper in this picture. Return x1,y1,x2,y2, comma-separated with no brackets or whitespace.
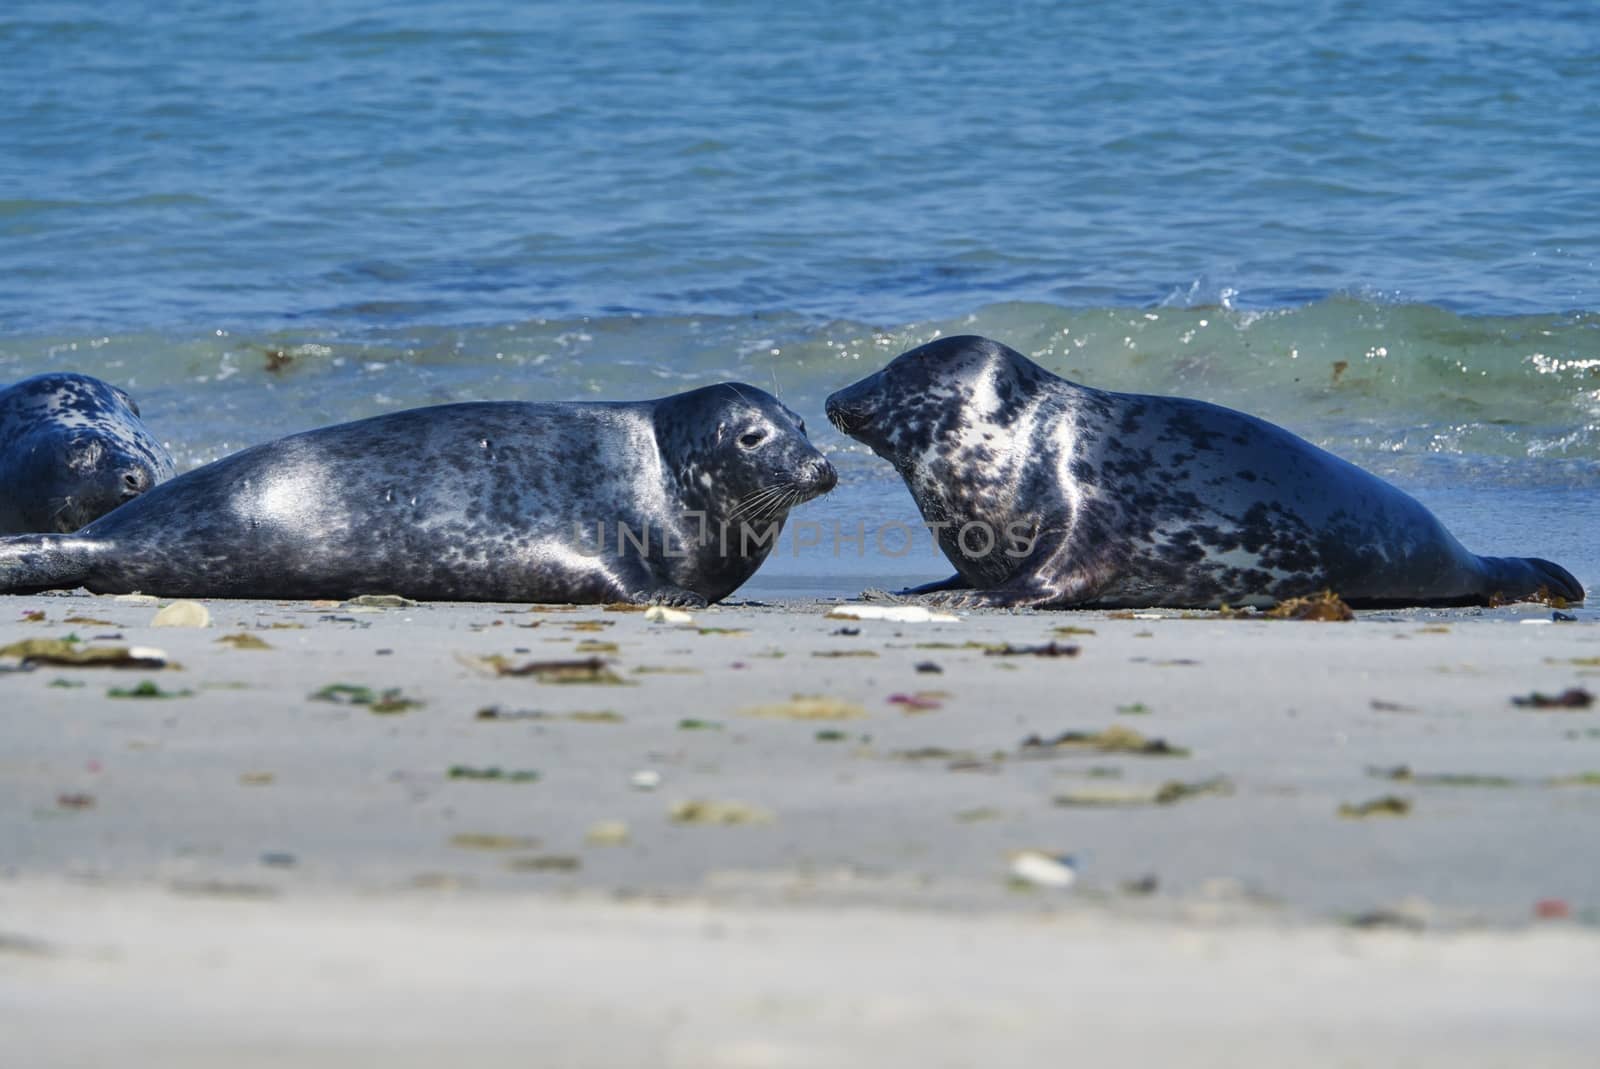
919,576,1082,610
629,583,710,609
0,534,101,594
918,525,1120,609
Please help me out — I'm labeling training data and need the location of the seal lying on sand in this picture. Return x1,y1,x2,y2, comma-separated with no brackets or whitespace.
0,383,834,605
825,335,1583,609
0,373,174,534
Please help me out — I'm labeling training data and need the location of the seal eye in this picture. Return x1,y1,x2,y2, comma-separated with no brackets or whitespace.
738,430,766,449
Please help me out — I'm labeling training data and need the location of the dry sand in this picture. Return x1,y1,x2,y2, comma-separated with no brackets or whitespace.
2,589,1598,1065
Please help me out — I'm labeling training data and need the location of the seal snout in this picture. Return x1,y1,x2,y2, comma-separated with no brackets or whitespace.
805,458,838,496
824,394,870,437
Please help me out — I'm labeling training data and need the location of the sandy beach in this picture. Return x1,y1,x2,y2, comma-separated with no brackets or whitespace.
2,589,1597,1065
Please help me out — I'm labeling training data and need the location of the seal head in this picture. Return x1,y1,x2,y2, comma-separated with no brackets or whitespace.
0,373,174,534
651,383,838,602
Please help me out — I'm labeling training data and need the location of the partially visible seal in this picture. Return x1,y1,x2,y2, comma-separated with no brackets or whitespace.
825,335,1583,609
0,383,835,605
0,373,175,534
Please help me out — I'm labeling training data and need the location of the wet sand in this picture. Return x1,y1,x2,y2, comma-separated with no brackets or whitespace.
2,590,1598,1065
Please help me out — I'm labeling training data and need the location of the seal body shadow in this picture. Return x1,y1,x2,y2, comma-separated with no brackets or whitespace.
0,385,835,604
826,336,1583,610
0,373,174,533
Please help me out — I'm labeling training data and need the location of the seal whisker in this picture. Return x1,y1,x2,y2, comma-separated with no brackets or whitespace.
745,484,803,524
730,482,792,520
727,491,775,520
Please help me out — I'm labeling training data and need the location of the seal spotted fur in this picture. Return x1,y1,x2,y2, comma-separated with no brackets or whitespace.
825,335,1583,609
0,383,833,605
0,372,174,534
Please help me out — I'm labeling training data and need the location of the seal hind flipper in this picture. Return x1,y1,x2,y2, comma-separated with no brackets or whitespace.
1479,556,1585,605
897,573,971,596
0,534,98,594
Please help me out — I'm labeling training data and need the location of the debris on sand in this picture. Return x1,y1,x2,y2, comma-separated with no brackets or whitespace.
310,683,422,713
1512,687,1593,710
447,766,540,783
506,855,580,872
983,641,1080,658
1054,776,1232,807
1490,585,1571,609
1008,850,1077,890
1366,765,1517,788
216,633,273,650
474,706,623,723
825,605,960,623
1345,908,1425,931
1266,590,1354,621
343,594,418,608
108,681,193,699
476,655,630,685
0,638,168,669
668,799,774,825
1020,725,1190,758
1547,771,1600,788
1338,795,1412,819
450,833,540,851
740,696,867,721
151,601,211,628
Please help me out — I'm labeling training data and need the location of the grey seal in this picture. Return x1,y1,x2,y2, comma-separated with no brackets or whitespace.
0,372,174,534
825,335,1583,609
0,383,834,605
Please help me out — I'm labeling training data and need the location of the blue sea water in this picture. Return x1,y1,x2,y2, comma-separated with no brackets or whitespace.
2,0,1597,596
